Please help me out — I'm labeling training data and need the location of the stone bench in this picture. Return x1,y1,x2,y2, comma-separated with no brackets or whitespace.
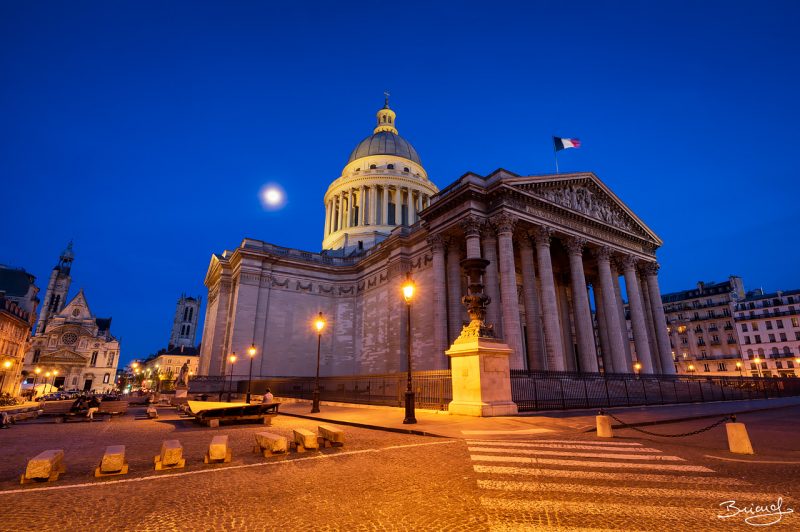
317,424,345,447
146,407,158,419
95,445,128,477
21,449,65,484
253,432,288,457
204,435,232,464
292,428,319,452
154,440,185,470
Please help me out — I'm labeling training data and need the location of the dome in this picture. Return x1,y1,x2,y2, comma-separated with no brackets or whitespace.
347,131,422,165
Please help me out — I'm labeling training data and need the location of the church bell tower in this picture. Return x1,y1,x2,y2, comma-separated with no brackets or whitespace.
36,242,74,334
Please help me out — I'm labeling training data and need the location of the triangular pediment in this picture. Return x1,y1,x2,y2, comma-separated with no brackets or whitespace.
57,289,94,320
509,173,662,245
40,349,88,365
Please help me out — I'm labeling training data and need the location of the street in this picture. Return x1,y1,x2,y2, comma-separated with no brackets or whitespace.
0,404,798,531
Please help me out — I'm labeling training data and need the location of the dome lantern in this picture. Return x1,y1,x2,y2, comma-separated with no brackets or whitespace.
374,91,398,135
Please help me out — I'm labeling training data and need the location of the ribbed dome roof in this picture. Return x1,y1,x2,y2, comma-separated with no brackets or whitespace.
347,131,421,165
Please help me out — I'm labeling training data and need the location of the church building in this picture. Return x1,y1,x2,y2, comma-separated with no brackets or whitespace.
199,100,673,380
23,244,121,393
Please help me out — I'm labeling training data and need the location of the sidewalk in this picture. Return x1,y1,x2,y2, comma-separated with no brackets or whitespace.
277,396,800,439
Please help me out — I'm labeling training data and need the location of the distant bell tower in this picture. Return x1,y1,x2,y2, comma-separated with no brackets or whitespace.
169,294,201,349
36,241,74,334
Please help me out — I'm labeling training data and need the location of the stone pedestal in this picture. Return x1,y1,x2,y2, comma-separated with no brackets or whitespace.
446,337,518,417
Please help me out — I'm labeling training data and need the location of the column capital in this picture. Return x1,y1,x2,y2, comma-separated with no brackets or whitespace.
426,233,447,252
491,212,517,235
564,236,588,256
640,261,661,276
480,221,497,241
619,255,638,272
531,225,554,247
594,245,613,262
516,229,534,249
459,215,484,237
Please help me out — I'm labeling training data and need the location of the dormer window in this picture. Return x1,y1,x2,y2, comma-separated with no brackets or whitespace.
387,164,394,170
403,167,409,172
355,168,360,172
370,164,377,169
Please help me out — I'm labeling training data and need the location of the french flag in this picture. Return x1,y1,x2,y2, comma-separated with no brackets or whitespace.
553,136,581,151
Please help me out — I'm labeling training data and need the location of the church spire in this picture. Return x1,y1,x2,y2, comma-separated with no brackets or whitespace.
374,92,398,135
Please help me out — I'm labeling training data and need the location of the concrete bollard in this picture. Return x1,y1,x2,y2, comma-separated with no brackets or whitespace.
726,421,754,455
596,415,614,438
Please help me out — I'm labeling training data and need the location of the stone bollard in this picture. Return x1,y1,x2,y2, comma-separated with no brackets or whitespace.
596,413,614,438
726,415,754,455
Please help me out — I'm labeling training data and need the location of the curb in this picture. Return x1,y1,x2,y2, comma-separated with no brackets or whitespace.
585,402,800,432
280,411,449,438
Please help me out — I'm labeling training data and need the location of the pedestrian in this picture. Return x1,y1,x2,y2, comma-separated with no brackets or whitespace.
86,395,101,421
262,388,274,404
0,411,10,429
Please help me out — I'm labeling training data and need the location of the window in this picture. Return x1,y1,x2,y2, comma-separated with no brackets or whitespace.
788,360,795,368
750,362,757,370
766,321,773,330
753,322,759,330
768,334,776,343
681,337,688,345
703,364,710,372
90,351,98,366
184,307,189,321
403,167,409,172
796,332,800,341
777,319,784,329
776,361,783,369
712,335,720,343
186,326,191,337
784,347,792,355
723,308,731,317
761,362,768,369
370,164,377,169
701,350,707,359
103,373,110,384
792,318,799,327
188,307,193,321
387,164,394,170
745,336,751,344
772,347,779,356
718,363,726,371
741,323,748,332
32,349,40,364
780,333,787,342
755,335,762,343
107,353,115,367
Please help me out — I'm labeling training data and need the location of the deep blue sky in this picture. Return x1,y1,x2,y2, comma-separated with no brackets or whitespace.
2,1,798,365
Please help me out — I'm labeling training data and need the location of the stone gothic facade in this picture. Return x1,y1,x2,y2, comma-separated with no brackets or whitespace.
199,103,673,379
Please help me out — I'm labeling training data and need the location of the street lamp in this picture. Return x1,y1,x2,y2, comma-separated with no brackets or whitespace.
52,370,59,389
246,344,257,403
227,353,237,401
754,356,763,378
736,361,743,377
687,364,695,375
311,312,326,413
402,272,417,424
0,360,11,392
633,362,642,377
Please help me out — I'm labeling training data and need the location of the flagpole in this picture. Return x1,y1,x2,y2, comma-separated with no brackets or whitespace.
553,137,559,174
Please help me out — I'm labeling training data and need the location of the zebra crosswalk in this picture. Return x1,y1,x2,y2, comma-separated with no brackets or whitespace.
465,438,782,531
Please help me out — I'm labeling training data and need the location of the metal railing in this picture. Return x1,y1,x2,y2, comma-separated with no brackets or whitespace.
510,370,800,412
241,370,452,411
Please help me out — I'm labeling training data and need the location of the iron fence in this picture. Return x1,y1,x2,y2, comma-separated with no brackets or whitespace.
241,370,453,411
511,370,800,411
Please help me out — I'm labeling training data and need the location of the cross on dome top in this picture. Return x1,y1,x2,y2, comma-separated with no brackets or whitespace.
374,92,398,135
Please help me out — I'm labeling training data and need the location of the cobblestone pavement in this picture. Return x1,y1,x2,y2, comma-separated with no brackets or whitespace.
1,405,798,530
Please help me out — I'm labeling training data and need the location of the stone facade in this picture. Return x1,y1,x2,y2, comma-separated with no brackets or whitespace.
142,346,200,389
735,288,800,377
23,246,120,393
0,265,39,396
168,295,201,349
200,103,671,379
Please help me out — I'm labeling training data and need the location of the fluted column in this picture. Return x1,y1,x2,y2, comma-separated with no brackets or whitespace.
532,226,565,371
595,246,627,373
480,225,502,338
349,189,356,227
494,213,525,369
405,188,413,225
612,270,633,368
369,187,377,225
383,187,390,225
518,234,545,370
593,282,613,372
446,239,464,343
358,186,366,226
428,234,449,367
336,194,344,233
638,270,661,373
564,237,598,372
460,215,483,258
643,262,676,375
621,256,654,373
324,201,331,236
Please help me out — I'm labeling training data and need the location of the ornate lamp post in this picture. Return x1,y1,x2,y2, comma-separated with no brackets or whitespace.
52,369,59,390
402,272,416,424
633,362,642,378
687,364,695,375
736,361,743,377
33,367,42,398
753,356,763,378
311,312,326,413
227,353,237,401
246,345,257,403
